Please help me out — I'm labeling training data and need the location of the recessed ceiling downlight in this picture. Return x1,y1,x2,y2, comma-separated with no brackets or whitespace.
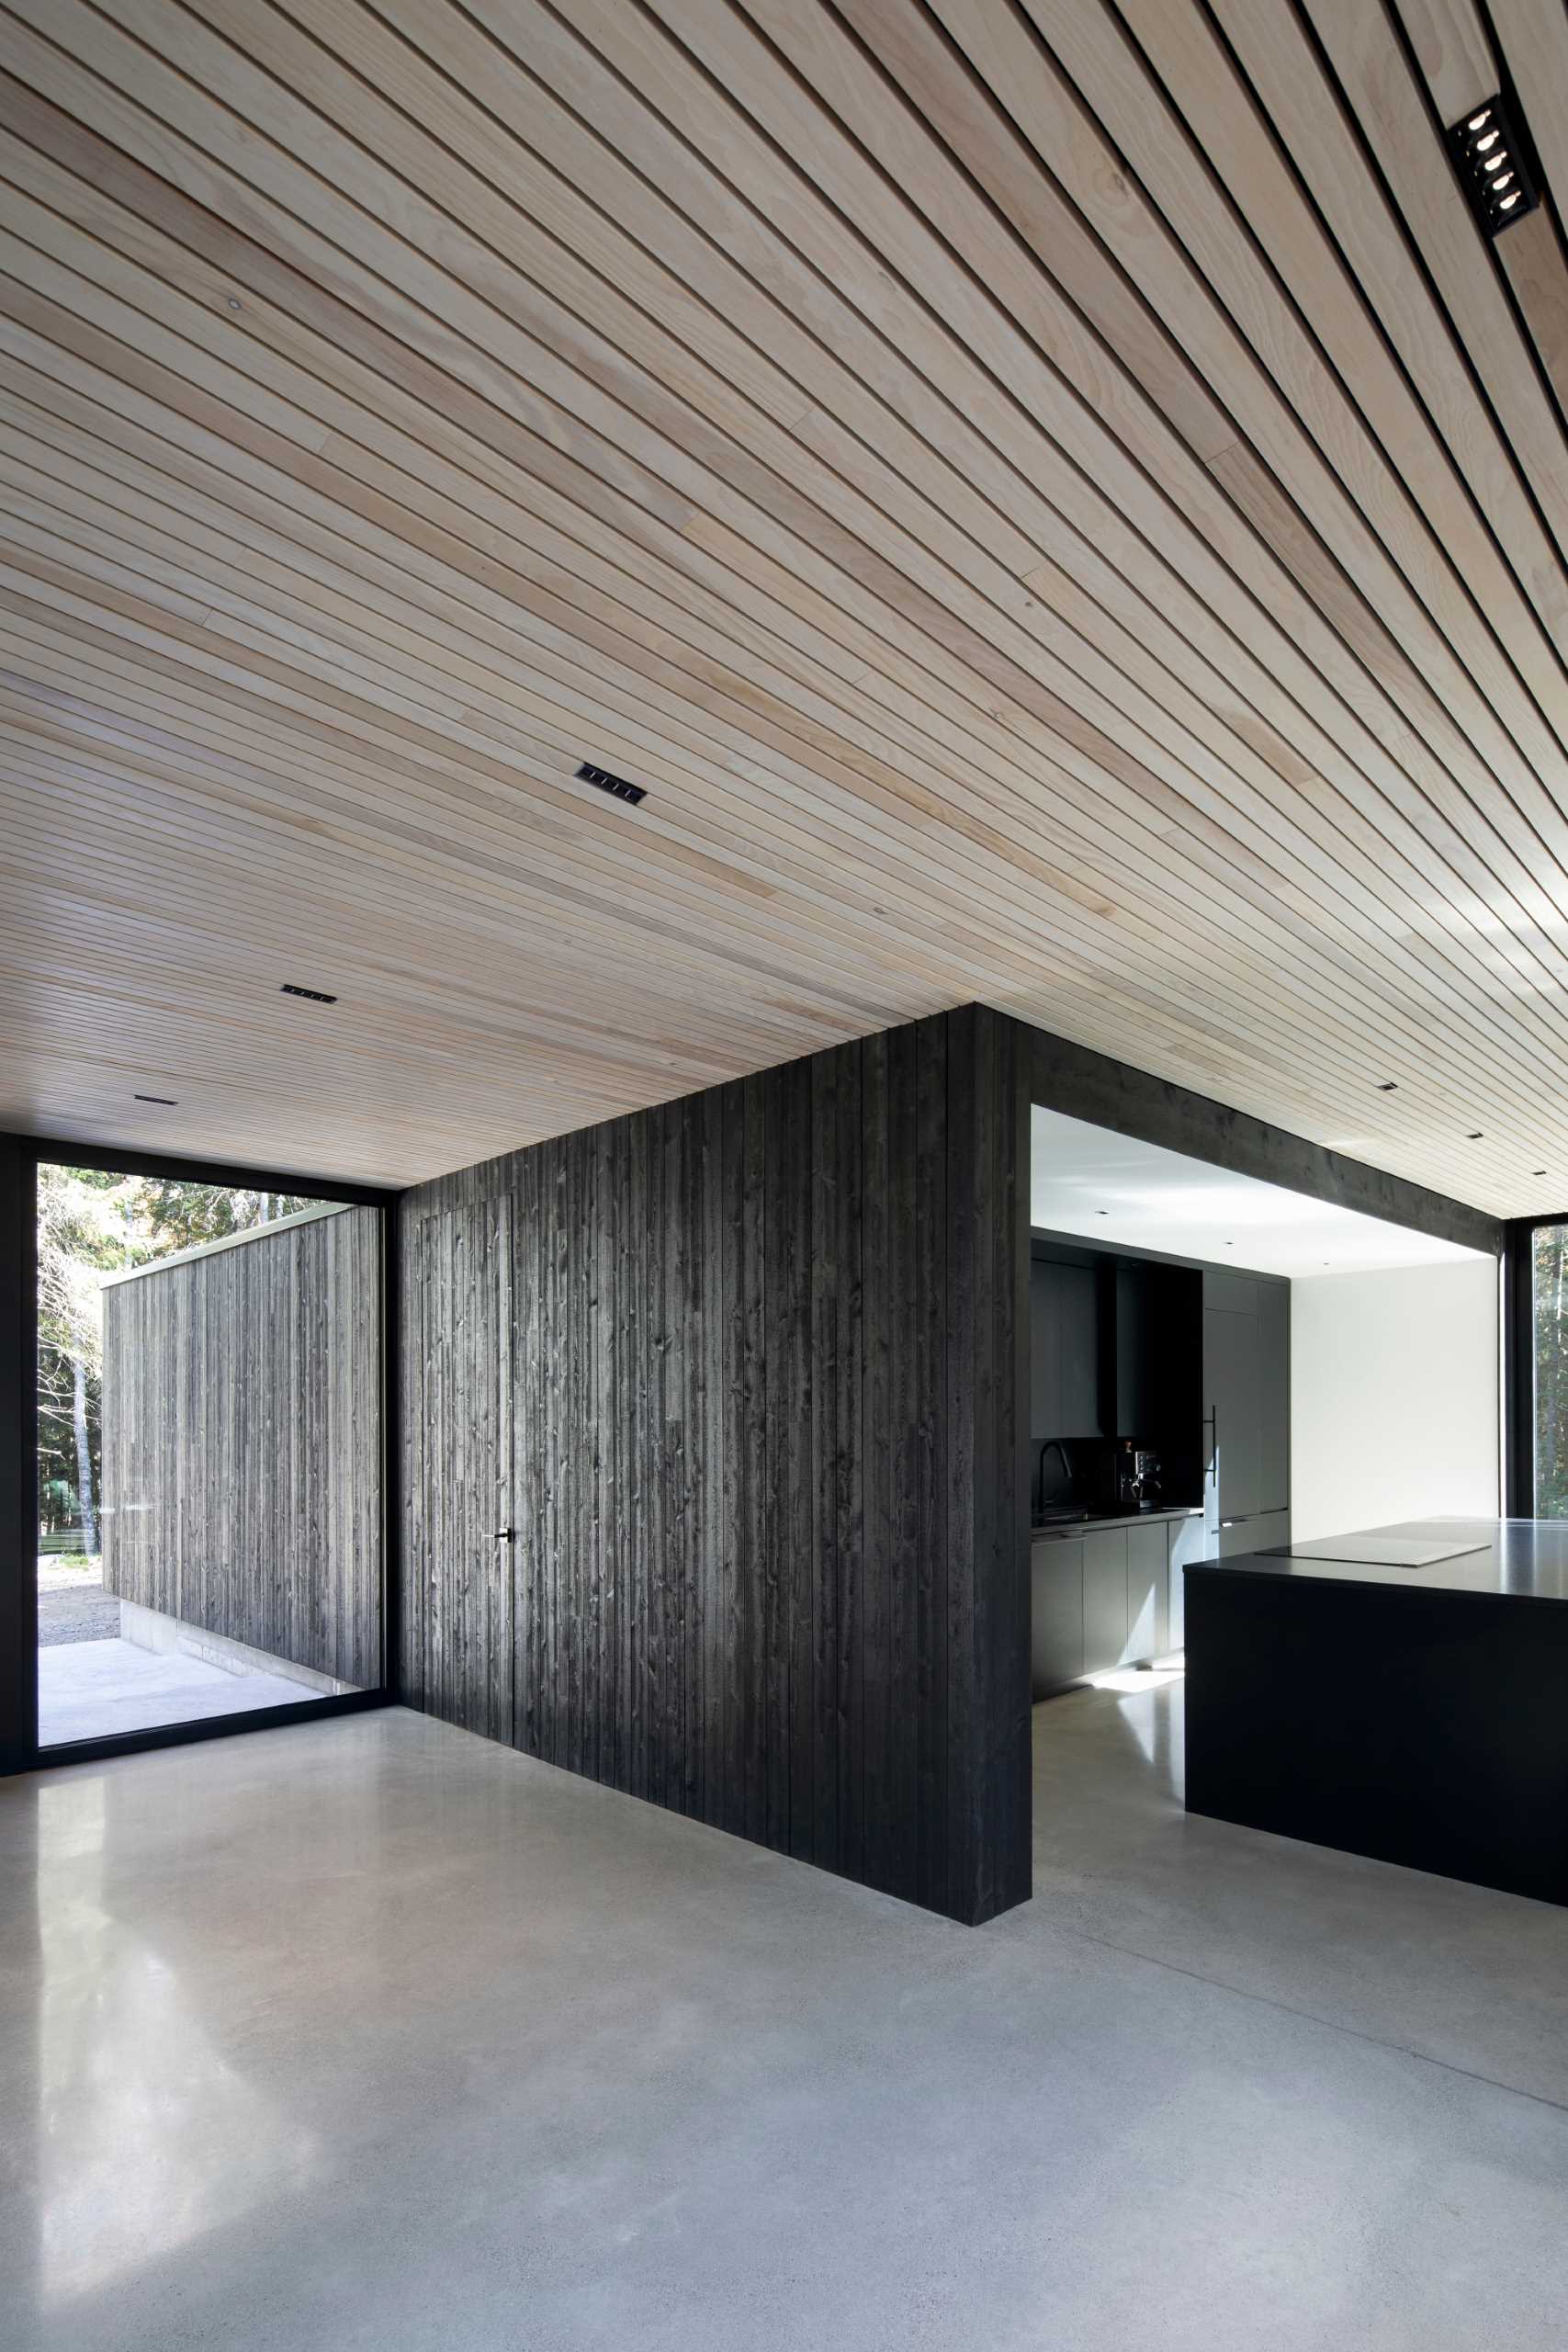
1447,95,1539,237
576,760,647,807
280,982,338,1004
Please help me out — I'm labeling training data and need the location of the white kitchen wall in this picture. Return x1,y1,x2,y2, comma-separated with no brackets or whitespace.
1290,1259,1500,1542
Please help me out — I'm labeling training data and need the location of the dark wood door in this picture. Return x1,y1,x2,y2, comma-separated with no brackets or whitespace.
411,1196,514,1741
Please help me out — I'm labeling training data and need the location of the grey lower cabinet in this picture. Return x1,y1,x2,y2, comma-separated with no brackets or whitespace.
1083,1530,1130,1673
1032,1519,1183,1696
1127,1521,1168,1658
1032,1535,1084,1695
1218,1510,1290,1558
1168,1513,1212,1651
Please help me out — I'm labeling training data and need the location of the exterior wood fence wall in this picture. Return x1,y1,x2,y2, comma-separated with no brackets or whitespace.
100,1204,382,1689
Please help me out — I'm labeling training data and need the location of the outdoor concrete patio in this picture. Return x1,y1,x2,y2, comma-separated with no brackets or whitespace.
37,1638,318,1748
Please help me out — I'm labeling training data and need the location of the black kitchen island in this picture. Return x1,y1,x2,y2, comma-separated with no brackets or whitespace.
1185,1519,1568,1906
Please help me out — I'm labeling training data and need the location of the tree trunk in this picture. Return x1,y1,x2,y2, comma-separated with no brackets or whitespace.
73,1353,98,1557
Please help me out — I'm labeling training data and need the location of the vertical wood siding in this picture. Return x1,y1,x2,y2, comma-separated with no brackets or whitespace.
400,1008,1029,1925
100,1206,382,1688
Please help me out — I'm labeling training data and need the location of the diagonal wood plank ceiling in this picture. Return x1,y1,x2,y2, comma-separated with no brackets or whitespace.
4,0,1568,1202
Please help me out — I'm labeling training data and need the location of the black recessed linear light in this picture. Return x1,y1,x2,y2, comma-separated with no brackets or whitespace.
280,981,338,1004
1467,1130,1485,1140
1378,1080,1398,1091
134,1092,178,1105
577,759,647,807
1535,1169,1549,1177
1447,94,1539,238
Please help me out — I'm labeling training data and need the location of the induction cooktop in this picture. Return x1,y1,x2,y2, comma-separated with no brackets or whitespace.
1260,1535,1488,1568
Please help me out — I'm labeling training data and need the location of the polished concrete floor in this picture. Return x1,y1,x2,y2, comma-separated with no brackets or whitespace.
3,1680,1567,2350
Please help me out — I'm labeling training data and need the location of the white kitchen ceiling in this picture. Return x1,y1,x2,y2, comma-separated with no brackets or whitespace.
1031,1108,1492,1282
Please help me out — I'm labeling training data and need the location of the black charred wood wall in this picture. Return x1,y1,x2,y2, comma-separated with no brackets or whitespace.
400,1007,1030,1924
101,1205,383,1688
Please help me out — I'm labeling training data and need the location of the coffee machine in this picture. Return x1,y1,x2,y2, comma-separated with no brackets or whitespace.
1118,1442,1164,1510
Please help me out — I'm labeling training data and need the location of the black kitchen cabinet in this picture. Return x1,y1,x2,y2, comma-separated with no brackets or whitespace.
1204,1299,1260,1519
1258,1280,1290,1513
1203,1270,1289,1532
1031,1258,1103,1444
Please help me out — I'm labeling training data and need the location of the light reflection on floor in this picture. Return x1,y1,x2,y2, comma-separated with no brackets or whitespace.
30,1770,322,2315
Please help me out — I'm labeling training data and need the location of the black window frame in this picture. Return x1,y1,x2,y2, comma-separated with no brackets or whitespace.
1503,1213,1568,1518
1,1131,399,1773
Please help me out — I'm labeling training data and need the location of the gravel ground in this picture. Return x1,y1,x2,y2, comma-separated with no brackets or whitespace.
37,1561,120,1646
39,1588,121,1645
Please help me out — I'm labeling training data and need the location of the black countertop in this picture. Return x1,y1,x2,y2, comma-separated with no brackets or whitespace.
1032,1504,1202,1540
1190,1517,1568,1603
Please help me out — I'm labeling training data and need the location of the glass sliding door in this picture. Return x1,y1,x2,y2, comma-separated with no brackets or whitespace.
1529,1222,1568,1517
36,1162,383,1748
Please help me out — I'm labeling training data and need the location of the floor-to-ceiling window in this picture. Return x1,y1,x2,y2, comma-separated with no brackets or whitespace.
30,1152,387,1754
1529,1222,1568,1517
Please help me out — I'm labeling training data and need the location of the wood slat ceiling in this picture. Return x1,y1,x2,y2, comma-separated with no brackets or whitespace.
5,0,1568,1202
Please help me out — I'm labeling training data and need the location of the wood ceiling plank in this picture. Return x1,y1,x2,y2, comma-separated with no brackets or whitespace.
1399,0,1568,466
8,602,1561,1176
830,1,1568,1016
15,409,1568,1124
0,0,1565,1198
1395,0,1495,121
12,174,1561,1081
932,0,1568,893
512,0,1568,930
15,0,1561,1001
0,606,1457,1119
1115,0,1568,671
655,0,1568,1012
1207,0,1568,684
1304,0,1568,583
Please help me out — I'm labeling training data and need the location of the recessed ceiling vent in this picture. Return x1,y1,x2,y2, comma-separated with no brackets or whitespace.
577,760,647,807
1447,95,1539,236
280,982,338,1004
